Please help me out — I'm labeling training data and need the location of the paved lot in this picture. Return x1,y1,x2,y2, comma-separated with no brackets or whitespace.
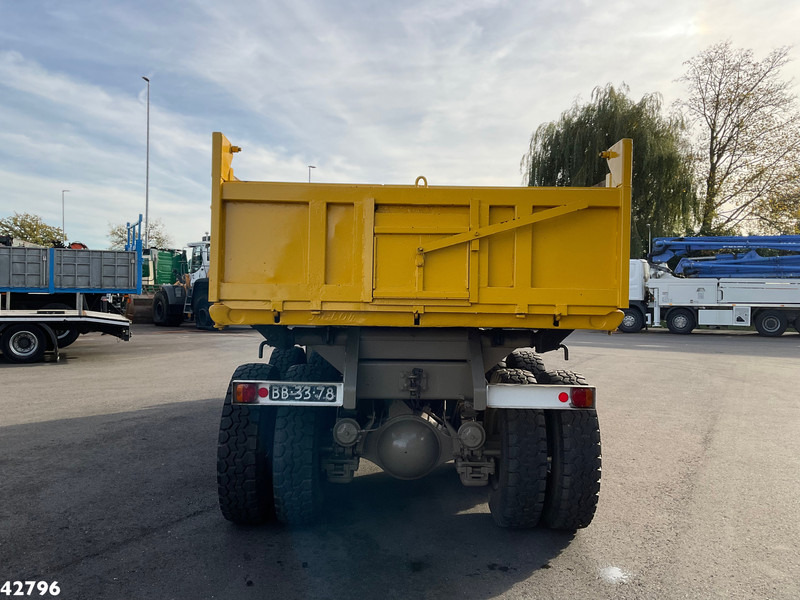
1,325,799,599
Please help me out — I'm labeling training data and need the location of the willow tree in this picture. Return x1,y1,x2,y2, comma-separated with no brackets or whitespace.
521,84,697,257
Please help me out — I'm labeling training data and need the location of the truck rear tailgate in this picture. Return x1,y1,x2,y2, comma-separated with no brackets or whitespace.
209,133,631,331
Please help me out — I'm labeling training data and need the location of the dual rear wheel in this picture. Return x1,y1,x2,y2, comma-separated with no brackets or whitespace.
42,303,80,348
217,349,339,526
487,367,601,531
217,350,600,531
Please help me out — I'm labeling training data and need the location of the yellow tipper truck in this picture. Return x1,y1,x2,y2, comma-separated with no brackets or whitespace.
211,132,631,530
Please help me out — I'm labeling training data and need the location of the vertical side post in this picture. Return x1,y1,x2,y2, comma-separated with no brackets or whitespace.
343,327,361,410
47,248,55,294
210,133,238,303
469,330,487,410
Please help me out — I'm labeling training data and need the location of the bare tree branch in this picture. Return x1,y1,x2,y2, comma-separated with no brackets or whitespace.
677,42,800,233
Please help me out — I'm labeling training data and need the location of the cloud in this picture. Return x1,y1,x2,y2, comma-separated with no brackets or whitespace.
0,51,211,247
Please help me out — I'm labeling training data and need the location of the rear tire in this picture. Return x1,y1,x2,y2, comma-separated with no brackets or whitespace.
42,303,80,348
486,368,547,528
195,305,213,329
1,323,47,363
505,348,546,379
667,308,695,334
489,367,537,385
272,407,334,525
485,359,507,381
191,280,216,330
537,369,601,531
307,351,342,381
754,310,788,337
272,364,337,525
217,362,280,525
268,346,307,378
536,369,587,386
153,290,182,326
152,291,169,326
54,327,80,348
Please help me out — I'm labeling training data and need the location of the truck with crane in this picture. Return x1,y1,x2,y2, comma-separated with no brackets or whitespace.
150,234,215,329
210,133,632,530
620,236,800,336
0,219,142,363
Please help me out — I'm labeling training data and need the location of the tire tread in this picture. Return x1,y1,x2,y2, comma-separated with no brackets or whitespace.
488,408,548,528
538,370,601,531
272,363,335,525
268,346,307,378
487,368,547,528
505,348,547,378
542,410,601,530
217,362,279,525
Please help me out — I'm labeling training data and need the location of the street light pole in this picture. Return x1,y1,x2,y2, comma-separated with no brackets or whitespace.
142,76,150,248
308,165,316,183
61,189,70,242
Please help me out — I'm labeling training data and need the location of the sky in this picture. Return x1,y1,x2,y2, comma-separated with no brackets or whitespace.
1,0,799,249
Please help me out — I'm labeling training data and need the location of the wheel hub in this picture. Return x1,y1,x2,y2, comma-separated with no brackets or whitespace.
11,332,37,356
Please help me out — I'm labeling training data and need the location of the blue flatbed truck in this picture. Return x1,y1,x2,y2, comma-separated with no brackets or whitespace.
0,235,142,363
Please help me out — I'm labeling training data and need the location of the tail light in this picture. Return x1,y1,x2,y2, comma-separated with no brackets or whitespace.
570,388,594,408
234,383,257,404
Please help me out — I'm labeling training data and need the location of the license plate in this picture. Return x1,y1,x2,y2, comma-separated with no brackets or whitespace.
261,383,343,406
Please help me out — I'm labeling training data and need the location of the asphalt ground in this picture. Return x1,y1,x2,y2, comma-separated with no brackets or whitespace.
1,325,799,599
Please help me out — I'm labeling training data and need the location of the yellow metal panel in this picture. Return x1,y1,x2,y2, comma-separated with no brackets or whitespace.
373,203,471,300
485,206,515,288
224,202,309,289
325,204,355,287
373,234,417,295
422,242,469,297
209,133,632,331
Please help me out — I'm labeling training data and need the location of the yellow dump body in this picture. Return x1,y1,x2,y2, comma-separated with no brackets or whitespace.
209,133,631,331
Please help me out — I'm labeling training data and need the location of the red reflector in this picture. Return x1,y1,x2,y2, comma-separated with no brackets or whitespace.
235,383,257,404
558,392,569,403
570,388,594,408
258,387,269,398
